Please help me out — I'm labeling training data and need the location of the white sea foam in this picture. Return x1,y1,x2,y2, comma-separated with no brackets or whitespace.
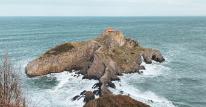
16,59,97,107
140,61,171,77
109,60,175,107
19,58,175,107
110,77,175,107
44,71,97,107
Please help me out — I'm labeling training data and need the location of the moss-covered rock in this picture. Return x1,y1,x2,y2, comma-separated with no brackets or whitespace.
44,43,75,56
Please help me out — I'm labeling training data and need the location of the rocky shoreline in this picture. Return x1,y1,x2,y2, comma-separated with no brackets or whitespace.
25,28,165,107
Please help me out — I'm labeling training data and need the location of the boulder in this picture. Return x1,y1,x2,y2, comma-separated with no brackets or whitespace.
142,48,165,64
80,90,87,95
99,67,113,96
108,82,116,89
84,54,105,80
72,95,80,101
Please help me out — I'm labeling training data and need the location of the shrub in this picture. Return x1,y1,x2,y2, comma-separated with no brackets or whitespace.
0,53,26,107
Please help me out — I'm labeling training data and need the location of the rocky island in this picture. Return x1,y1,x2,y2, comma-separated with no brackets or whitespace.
25,28,165,107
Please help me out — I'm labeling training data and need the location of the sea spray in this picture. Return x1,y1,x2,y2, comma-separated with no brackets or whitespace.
110,63,175,107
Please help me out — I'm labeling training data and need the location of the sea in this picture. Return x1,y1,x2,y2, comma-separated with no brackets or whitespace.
0,17,206,107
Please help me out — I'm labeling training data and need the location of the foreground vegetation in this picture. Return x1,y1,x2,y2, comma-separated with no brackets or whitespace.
0,54,27,107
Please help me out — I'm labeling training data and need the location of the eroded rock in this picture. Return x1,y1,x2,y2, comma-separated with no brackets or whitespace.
25,41,100,77
26,28,165,106
142,48,165,64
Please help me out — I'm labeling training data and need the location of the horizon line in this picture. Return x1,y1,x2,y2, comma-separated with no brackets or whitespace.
0,15,206,17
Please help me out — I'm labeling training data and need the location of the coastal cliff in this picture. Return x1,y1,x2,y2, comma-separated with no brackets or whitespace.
25,28,165,107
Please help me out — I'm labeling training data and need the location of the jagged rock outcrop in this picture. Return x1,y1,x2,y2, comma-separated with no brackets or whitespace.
25,28,165,106
84,95,150,107
142,48,165,64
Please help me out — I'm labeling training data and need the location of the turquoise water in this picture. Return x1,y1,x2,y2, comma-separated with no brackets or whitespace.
0,17,206,107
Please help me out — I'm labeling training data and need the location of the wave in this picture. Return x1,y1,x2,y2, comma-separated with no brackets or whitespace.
38,72,97,107
15,59,96,107
109,60,175,107
140,61,171,77
110,77,175,107
18,57,174,107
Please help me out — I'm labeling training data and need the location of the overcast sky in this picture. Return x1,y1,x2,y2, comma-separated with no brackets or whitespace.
0,0,206,16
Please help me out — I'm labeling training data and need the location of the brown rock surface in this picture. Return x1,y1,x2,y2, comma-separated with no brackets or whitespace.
84,91,95,103
25,41,100,77
84,95,150,107
25,28,165,106
26,28,164,78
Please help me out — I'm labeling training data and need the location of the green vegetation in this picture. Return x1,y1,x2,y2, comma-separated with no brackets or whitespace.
44,42,75,56
100,45,144,69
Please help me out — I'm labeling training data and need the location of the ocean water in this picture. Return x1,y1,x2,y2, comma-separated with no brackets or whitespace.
0,17,206,107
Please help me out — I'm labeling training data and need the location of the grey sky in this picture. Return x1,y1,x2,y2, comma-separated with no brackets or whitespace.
0,0,205,16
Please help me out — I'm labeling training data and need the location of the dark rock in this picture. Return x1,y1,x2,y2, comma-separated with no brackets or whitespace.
77,96,83,100
72,95,80,101
92,83,101,89
148,100,154,103
93,90,100,96
139,65,145,70
108,82,116,89
142,48,165,64
120,91,124,94
83,75,99,80
80,90,87,95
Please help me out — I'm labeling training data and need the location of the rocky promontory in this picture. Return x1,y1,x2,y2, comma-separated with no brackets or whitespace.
25,28,165,107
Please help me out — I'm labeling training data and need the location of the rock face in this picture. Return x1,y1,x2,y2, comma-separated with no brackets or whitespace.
84,95,150,107
26,41,100,77
25,28,165,106
84,91,95,103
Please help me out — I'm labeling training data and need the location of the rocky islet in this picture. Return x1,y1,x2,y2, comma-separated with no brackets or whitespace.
25,28,165,107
